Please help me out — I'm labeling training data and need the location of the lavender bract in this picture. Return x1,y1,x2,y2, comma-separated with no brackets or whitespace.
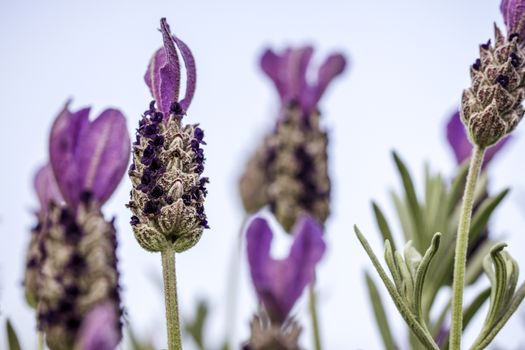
246,215,326,324
240,47,347,232
446,110,510,168
76,303,121,350
50,102,130,210
129,18,208,253
501,0,525,42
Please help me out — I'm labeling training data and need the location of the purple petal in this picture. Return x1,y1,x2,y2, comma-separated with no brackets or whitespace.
246,215,326,322
173,35,197,112
76,109,130,206
50,103,130,209
446,110,511,168
501,0,525,40
76,303,120,350
285,47,314,101
34,164,63,212
49,103,91,209
311,53,347,105
260,49,287,99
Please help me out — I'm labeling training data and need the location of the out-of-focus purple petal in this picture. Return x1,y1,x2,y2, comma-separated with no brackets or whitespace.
50,103,130,209
246,215,326,323
173,35,197,112
261,49,287,99
446,110,511,168
49,103,91,209
501,0,525,40
76,109,130,206
286,47,314,101
312,53,347,104
34,164,63,212
76,303,120,350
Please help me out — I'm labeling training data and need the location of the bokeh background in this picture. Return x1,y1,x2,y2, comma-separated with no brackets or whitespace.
1,0,525,348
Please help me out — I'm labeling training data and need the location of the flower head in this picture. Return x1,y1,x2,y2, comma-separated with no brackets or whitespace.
501,0,525,42
261,46,346,116
246,215,326,324
460,26,525,148
446,110,511,168
76,302,120,350
49,102,130,210
129,18,208,253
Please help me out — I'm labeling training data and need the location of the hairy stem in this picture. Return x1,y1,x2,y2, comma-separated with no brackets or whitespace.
162,248,183,350
309,282,323,350
449,146,485,350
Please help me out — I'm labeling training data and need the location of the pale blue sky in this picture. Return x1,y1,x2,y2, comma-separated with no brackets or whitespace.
1,0,525,349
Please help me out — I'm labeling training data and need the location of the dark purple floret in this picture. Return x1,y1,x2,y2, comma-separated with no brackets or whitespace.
128,163,136,173
195,164,204,174
472,58,481,71
481,39,491,50
151,135,165,147
496,74,510,88
143,200,160,215
150,185,164,198
509,33,520,42
143,124,158,138
68,253,85,271
200,219,209,228
151,112,164,123
182,194,192,205
165,196,174,204
64,285,80,297
133,134,141,146
196,204,204,215
149,158,163,172
191,139,200,150
141,172,153,186
143,144,155,158
194,128,204,141
170,102,184,115
510,52,521,67
130,216,140,226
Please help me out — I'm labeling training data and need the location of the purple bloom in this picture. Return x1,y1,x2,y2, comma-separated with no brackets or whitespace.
49,101,130,210
260,46,347,115
34,164,63,214
76,303,120,350
446,110,510,168
144,18,196,116
247,215,326,323
501,0,525,40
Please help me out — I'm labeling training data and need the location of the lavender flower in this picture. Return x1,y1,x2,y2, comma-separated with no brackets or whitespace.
36,102,129,349
76,303,120,350
24,164,63,308
461,25,525,148
240,47,347,232
128,18,208,253
501,0,525,42
446,110,511,168
246,215,326,324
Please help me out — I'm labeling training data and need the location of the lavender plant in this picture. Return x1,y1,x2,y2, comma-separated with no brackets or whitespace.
356,2,525,349
22,102,130,349
244,215,326,350
127,18,207,350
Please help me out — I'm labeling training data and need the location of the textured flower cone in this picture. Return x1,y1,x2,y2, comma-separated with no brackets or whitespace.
244,313,302,350
266,104,330,233
239,140,270,213
461,25,525,147
23,218,45,308
128,102,208,253
37,198,121,350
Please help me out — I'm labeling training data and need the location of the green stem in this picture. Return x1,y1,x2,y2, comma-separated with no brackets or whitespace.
224,215,248,348
37,331,44,350
449,146,485,350
161,248,183,350
308,283,322,350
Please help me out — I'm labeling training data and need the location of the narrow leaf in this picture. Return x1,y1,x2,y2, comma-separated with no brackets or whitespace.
6,320,21,350
372,202,397,252
469,189,510,242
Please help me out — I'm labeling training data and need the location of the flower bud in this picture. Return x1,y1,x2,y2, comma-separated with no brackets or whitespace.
461,25,525,148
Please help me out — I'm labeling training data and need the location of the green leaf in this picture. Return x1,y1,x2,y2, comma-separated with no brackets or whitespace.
446,163,468,215
372,202,397,252
365,272,398,350
184,300,209,350
469,189,509,243
354,225,439,350
413,233,441,323
6,320,21,350
392,152,424,248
